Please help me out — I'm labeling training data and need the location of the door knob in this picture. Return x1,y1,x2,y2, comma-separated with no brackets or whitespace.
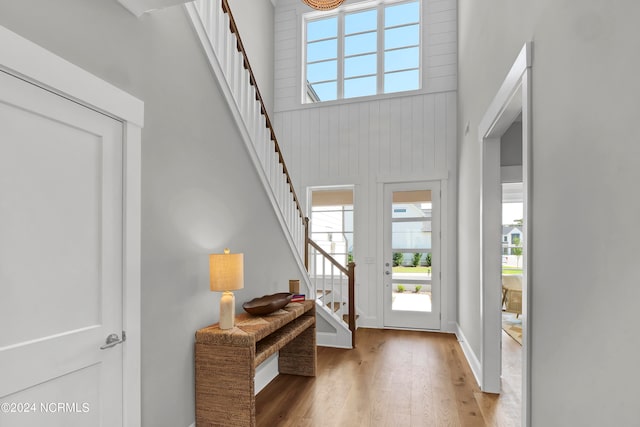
100,332,126,350
385,270,391,275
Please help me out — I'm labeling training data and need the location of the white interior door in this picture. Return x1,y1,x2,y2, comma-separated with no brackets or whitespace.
383,182,440,330
0,69,124,426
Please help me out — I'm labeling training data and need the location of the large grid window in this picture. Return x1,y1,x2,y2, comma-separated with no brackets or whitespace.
305,0,420,103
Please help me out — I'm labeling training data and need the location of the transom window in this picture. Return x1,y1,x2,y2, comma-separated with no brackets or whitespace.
305,0,421,103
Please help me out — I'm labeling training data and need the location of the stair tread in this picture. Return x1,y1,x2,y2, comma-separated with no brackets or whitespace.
342,314,360,323
327,302,342,312
316,290,332,297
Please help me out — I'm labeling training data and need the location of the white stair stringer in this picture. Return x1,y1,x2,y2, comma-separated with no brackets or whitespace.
185,1,351,348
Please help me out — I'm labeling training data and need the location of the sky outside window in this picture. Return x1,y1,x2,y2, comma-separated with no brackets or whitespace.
306,16,338,101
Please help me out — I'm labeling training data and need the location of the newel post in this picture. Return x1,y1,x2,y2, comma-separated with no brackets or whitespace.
304,217,310,271
347,261,356,348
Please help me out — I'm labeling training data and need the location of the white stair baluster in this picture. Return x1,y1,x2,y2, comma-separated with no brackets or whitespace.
234,48,242,102
243,76,252,121
270,151,278,191
236,52,244,110
216,2,225,55
254,103,262,151
261,125,269,175
202,0,212,38
229,35,238,96
263,128,271,177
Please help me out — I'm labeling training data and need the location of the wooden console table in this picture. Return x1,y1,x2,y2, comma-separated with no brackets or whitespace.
195,300,316,426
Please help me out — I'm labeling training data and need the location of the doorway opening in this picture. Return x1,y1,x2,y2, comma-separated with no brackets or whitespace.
479,42,532,426
502,182,523,345
309,187,355,270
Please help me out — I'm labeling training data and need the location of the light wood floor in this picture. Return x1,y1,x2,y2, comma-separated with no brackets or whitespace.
256,328,521,427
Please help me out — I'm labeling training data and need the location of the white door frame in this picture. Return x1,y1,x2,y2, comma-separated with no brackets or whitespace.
0,25,144,427
478,42,532,426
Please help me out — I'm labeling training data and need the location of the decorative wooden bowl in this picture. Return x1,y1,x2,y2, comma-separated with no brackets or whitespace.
242,292,293,315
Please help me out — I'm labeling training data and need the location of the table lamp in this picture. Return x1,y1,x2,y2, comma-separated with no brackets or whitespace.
209,248,244,329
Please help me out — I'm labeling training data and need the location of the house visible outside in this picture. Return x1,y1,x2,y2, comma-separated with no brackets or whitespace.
502,225,522,271
502,225,521,254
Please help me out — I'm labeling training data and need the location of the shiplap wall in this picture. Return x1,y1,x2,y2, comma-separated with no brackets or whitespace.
274,91,457,327
273,0,457,327
274,0,457,113
274,92,454,187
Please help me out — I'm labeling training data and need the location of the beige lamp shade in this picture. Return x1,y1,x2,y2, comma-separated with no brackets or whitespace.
209,249,244,292
302,0,345,10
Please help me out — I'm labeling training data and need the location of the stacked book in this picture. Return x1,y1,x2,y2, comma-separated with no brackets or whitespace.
290,294,305,302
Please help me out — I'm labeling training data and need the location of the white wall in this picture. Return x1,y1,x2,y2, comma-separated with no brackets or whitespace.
500,121,522,167
0,1,296,426
458,0,640,425
273,0,458,330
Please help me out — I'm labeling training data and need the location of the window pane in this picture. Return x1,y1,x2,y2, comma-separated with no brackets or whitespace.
385,69,419,93
345,54,376,78
390,287,432,312
391,252,431,271
345,32,377,56
307,60,337,83
392,221,431,250
392,205,431,220
385,47,419,72
311,81,337,101
345,9,377,34
307,17,337,41
307,39,337,62
343,211,354,232
344,75,376,98
385,1,419,27
385,25,419,49
392,191,432,218
312,205,342,212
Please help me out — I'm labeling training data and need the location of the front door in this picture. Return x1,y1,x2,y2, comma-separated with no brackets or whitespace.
383,182,440,329
0,69,125,426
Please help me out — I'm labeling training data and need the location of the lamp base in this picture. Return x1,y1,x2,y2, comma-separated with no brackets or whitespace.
219,290,235,330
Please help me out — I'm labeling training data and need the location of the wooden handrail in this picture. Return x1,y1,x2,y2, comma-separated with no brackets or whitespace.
221,0,304,221
308,239,349,276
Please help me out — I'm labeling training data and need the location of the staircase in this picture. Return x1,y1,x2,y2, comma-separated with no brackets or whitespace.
308,240,357,348
185,0,356,348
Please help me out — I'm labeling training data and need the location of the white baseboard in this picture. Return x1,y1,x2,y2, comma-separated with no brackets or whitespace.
454,323,482,389
316,331,352,349
445,320,458,334
255,352,279,394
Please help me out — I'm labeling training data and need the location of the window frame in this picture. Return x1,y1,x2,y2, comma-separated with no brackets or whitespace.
303,0,422,104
